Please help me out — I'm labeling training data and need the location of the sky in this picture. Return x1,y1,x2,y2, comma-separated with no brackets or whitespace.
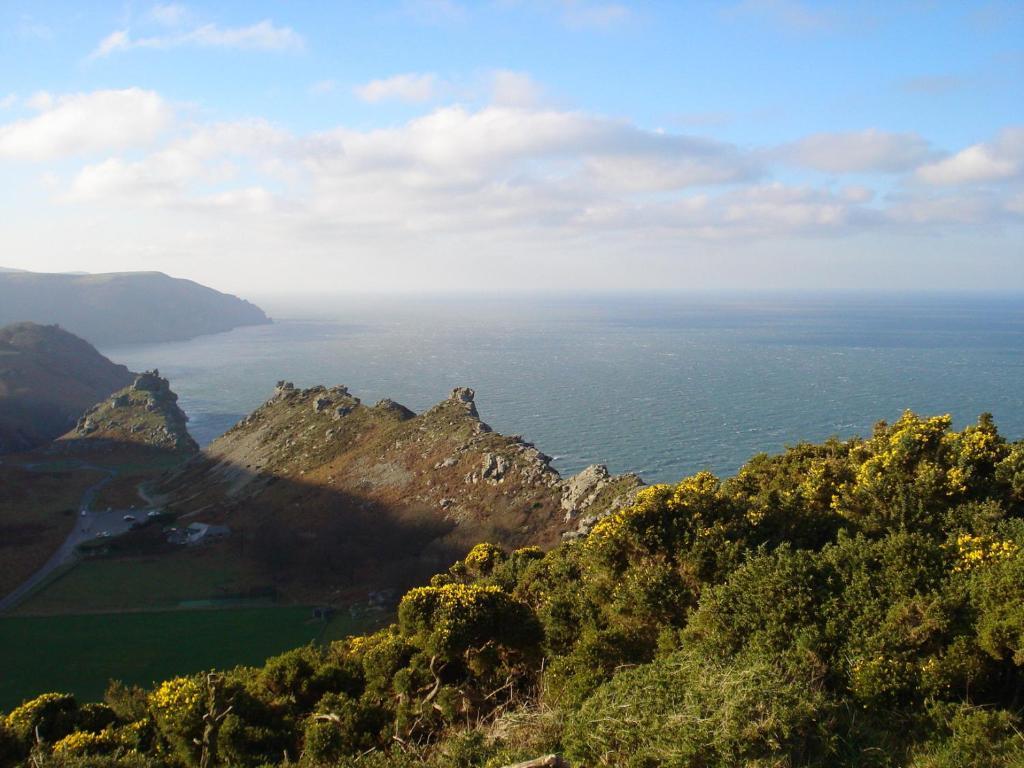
0,0,1022,295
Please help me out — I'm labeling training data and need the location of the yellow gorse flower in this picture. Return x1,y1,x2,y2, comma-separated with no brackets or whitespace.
952,532,1018,572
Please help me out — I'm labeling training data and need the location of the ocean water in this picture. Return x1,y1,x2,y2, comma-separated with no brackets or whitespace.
101,294,1024,485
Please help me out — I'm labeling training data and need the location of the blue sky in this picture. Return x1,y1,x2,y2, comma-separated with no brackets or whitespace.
1,1,1022,294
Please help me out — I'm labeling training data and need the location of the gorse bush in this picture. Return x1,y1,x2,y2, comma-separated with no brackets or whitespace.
2,411,1022,767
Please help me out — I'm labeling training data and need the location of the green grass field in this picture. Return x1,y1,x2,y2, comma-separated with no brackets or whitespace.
0,606,387,711
13,546,257,615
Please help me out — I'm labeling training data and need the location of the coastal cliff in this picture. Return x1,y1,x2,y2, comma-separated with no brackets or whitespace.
0,270,270,346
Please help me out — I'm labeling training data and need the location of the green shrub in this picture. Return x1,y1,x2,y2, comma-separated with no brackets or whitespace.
397,583,540,662
910,704,1024,768
5,692,78,746
565,646,835,767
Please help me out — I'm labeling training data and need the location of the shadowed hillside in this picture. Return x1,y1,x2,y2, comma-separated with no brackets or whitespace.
0,270,270,347
154,383,643,602
0,323,134,453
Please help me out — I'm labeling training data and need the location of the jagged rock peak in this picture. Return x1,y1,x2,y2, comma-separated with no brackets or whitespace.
270,381,297,402
132,370,169,394
451,387,475,403
449,387,479,418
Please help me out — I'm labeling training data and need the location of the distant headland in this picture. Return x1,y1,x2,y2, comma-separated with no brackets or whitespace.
0,269,270,347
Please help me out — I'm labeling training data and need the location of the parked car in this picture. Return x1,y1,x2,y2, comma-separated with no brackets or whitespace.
123,514,136,522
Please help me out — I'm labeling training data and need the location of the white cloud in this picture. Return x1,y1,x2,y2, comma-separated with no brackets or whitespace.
9,86,1020,293
26,92,54,110
354,73,439,104
883,190,1009,226
0,94,17,110
0,89,172,161
916,127,1024,185
92,30,132,58
490,70,544,107
89,19,304,58
66,120,290,203
56,104,761,241
781,129,932,173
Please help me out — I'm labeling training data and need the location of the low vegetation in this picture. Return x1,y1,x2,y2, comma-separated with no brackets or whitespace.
0,608,385,712
2,411,1022,767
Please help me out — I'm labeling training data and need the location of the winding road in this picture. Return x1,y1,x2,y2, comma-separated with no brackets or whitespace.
0,463,147,614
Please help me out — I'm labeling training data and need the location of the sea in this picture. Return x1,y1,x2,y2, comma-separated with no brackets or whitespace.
101,293,1024,485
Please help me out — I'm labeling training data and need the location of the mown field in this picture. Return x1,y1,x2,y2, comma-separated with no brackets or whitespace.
0,606,386,710
12,545,258,615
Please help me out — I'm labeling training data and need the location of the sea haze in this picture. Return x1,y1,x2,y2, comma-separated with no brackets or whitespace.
102,293,1024,485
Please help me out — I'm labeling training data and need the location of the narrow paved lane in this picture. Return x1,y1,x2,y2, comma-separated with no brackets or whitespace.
0,466,120,614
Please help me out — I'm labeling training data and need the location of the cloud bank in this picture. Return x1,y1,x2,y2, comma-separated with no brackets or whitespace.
0,83,1020,292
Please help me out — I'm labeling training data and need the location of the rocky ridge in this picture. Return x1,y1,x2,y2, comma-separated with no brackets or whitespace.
156,383,642,598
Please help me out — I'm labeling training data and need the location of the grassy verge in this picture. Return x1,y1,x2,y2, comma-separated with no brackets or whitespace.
0,606,386,710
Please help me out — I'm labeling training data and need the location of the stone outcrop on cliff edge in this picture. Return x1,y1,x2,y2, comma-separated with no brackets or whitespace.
57,369,199,454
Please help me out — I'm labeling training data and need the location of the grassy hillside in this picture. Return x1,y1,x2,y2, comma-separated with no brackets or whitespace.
0,270,269,347
1,410,1022,767
0,322,134,453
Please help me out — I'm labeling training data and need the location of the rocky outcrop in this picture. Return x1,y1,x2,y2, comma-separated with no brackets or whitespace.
561,464,612,519
373,399,415,420
450,387,479,418
560,464,644,541
57,370,198,454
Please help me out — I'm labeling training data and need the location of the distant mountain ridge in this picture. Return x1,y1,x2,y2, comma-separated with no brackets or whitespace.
0,269,270,347
0,322,135,453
